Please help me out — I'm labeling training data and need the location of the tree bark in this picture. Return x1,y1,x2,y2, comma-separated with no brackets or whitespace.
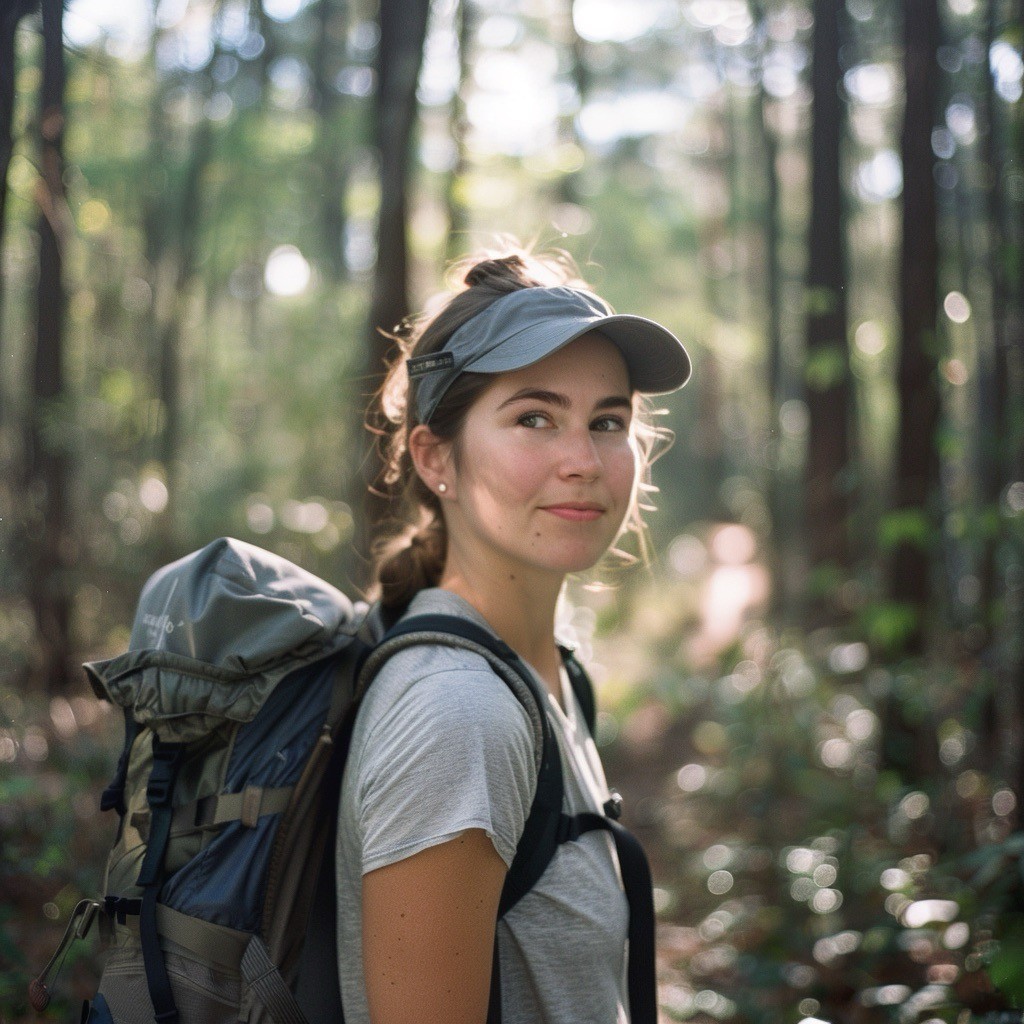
358,0,431,555
890,0,942,656
804,0,853,606
444,0,472,262
0,0,36,429
154,116,214,554
878,0,943,781
1012,0,1024,806
24,0,72,692
753,0,788,620
367,0,430,353
144,12,221,554
976,0,1021,790
312,0,350,284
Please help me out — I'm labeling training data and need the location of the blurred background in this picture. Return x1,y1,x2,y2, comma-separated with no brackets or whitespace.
1,0,1023,1020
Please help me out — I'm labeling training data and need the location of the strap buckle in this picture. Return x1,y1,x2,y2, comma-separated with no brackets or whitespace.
146,741,184,808
603,790,623,820
104,895,142,925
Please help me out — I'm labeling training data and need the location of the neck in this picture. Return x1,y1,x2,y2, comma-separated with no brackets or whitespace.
437,563,565,684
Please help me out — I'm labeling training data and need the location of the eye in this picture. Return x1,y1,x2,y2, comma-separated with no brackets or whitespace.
517,411,551,428
591,415,627,432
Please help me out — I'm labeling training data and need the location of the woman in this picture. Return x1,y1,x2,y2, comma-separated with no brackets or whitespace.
336,251,691,1024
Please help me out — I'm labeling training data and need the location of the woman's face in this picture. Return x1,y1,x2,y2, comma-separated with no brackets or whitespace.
440,331,637,583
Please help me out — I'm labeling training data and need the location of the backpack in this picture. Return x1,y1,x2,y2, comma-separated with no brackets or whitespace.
31,537,656,1024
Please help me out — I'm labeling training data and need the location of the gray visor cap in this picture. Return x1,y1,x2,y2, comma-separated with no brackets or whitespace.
407,285,692,424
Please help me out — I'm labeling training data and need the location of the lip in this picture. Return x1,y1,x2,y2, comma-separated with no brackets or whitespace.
541,503,606,521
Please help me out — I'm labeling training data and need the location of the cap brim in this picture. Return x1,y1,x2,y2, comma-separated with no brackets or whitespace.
468,313,691,394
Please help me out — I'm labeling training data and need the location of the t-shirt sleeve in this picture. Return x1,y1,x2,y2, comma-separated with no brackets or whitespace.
353,665,537,874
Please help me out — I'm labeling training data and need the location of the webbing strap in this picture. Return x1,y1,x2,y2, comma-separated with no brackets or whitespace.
240,937,309,1024
558,646,597,736
112,902,250,974
559,812,657,1024
487,939,502,1024
100,708,138,819
167,785,293,835
137,739,185,1024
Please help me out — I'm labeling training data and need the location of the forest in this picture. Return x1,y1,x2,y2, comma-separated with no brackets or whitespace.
1,0,1023,1021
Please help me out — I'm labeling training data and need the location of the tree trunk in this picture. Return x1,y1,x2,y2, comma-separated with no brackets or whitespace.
1012,0,1024,806
804,0,853,611
878,0,943,781
555,0,585,206
890,0,942,656
144,13,220,553
24,0,72,692
357,0,431,555
367,0,430,352
976,0,1021,790
0,0,35,430
444,0,472,262
997,0,1024,804
154,116,214,554
312,0,350,284
753,0,788,621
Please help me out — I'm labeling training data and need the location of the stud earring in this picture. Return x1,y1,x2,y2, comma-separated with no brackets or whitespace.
438,483,447,494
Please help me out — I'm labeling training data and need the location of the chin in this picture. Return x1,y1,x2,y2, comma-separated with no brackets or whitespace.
534,547,607,575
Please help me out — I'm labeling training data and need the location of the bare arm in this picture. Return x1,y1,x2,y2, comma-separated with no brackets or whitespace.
362,828,508,1024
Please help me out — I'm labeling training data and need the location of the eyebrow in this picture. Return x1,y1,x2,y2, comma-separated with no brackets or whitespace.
496,388,633,413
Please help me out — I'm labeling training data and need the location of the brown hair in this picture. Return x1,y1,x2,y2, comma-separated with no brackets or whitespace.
364,247,670,612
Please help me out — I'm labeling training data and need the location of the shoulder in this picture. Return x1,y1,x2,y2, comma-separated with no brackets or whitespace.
357,640,534,753
348,639,540,868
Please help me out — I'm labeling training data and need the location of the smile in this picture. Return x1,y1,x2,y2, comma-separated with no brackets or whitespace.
541,506,605,522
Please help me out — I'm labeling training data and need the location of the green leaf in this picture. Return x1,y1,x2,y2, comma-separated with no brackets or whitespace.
862,601,919,651
878,508,933,551
804,343,847,391
805,286,840,317
990,917,1024,1004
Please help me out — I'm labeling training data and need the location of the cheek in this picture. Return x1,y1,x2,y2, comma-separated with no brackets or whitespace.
461,436,547,508
608,440,639,501
503,448,551,495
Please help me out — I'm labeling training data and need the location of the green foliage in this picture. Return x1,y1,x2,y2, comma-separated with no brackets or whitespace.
989,916,1024,1005
807,561,846,600
804,344,847,391
805,286,841,318
878,509,933,552
0,680,117,1019
594,590,1023,1024
861,601,919,652
3,0,1024,1020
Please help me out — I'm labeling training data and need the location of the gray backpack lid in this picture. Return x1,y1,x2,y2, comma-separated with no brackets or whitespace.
127,536,354,666
84,538,361,741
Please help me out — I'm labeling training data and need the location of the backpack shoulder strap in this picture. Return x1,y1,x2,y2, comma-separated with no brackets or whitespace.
354,615,658,1024
370,614,565,919
558,643,597,736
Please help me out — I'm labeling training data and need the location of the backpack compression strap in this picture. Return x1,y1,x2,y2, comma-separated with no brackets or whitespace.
136,737,186,1024
376,615,658,1024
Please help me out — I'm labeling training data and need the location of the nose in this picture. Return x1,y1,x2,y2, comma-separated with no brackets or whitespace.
558,428,602,481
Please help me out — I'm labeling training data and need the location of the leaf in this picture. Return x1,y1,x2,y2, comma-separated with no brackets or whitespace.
878,509,933,551
804,343,847,391
862,601,919,652
990,918,1024,1004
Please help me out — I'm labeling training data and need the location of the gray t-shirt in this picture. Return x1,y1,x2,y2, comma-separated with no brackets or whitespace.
336,587,630,1023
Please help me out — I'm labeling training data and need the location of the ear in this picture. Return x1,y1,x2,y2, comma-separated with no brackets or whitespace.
408,424,454,499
